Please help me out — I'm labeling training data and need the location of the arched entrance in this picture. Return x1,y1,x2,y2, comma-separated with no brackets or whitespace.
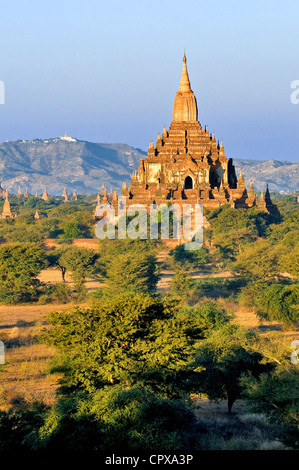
184,176,193,189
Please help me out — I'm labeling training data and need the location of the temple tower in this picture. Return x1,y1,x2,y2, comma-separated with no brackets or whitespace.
111,54,279,216
42,188,49,201
62,188,68,201
172,53,198,123
1,195,13,219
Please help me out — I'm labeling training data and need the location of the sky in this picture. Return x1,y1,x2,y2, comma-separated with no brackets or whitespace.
0,0,298,162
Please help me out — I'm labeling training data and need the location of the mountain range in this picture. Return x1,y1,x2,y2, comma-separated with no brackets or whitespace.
0,136,298,195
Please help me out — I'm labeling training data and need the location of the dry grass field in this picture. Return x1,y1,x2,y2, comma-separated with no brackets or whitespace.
0,302,72,410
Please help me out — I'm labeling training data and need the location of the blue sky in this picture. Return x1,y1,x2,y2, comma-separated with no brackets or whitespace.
0,0,298,161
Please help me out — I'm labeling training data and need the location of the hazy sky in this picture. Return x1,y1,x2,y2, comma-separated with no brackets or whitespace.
0,0,298,161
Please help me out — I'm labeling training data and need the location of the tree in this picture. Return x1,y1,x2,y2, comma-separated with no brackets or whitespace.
72,211,94,238
42,292,209,397
59,247,99,298
4,292,231,450
170,268,195,301
169,244,211,269
0,243,46,303
239,282,299,325
63,221,82,239
241,366,299,444
231,239,281,280
46,246,69,282
37,386,197,451
193,324,273,413
98,239,160,294
207,206,261,260
105,251,160,294
0,399,48,450
279,245,299,279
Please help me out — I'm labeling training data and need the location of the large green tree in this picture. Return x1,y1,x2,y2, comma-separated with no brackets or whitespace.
36,292,234,449
98,239,160,294
59,246,99,297
42,293,203,397
193,324,273,413
0,243,46,303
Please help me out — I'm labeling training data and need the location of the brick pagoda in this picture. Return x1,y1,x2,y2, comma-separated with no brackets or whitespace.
121,54,277,214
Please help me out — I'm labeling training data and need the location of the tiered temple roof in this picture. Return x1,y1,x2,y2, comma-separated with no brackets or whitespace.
122,55,278,215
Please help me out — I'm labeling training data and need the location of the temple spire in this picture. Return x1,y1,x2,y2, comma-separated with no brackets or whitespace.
42,188,48,201
172,54,198,123
179,53,191,93
102,186,108,204
112,188,118,203
121,180,128,196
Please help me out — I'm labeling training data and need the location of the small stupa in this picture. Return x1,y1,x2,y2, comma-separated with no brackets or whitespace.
41,188,49,201
1,195,13,219
62,188,68,201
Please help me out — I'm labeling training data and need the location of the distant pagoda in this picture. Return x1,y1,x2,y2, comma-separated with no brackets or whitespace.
1,195,13,219
258,185,279,216
41,188,49,201
62,188,68,201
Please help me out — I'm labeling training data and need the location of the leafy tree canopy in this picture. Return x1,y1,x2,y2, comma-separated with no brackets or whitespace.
0,243,47,303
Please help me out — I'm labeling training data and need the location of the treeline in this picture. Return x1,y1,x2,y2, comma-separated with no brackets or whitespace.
0,195,96,242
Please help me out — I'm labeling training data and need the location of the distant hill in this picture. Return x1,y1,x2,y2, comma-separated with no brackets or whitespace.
0,137,145,195
0,136,298,195
233,158,299,193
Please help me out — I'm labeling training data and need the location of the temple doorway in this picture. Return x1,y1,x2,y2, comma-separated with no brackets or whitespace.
184,176,193,189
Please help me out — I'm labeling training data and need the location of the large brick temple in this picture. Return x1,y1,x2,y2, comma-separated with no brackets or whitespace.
119,54,278,215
